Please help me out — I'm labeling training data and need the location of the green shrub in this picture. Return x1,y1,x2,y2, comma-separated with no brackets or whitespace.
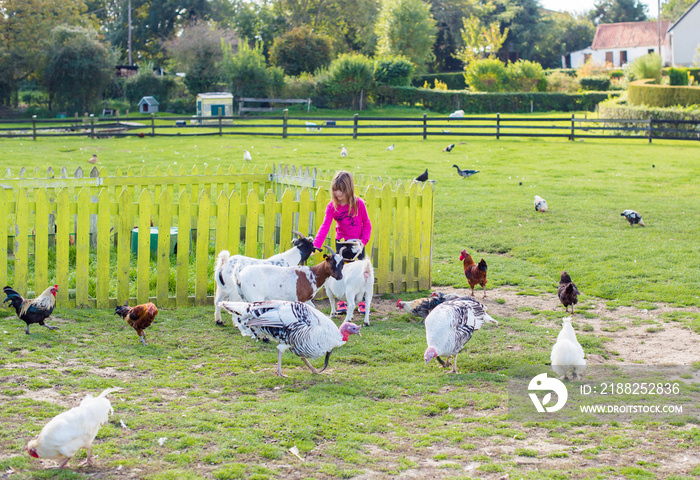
411,72,466,90
374,56,415,87
124,70,178,109
269,26,332,76
375,85,616,113
281,73,317,100
545,71,580,93
465,58,507,92
599,94,700,138
628,79,700,107
579,76,611,91
546,68,577,77
317,53,374,109
506,60,546,93
221,42,285,98
629,53,661,82
609,69,625,79
668,68,689,86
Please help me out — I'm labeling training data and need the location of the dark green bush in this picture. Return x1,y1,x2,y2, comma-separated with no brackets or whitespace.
506,60,546,93
411,72,466,90
609,70,624,79
269,26,332,76
599,94,700,138
668,68,689,86
316,53,374,109
545,68,577,77
579,76,611,91
375,85,616,113
628,79,700,107
124,74,177,109
465,58,508,92
374,56,415,87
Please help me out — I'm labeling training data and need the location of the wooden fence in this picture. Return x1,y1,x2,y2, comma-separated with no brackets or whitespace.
0,164,434,309
1,112,698,142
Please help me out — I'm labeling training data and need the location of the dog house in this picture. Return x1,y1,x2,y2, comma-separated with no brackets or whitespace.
138,96,159,114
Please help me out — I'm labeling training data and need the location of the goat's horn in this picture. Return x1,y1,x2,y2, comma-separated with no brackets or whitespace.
323,245,336,255
292,230,304,238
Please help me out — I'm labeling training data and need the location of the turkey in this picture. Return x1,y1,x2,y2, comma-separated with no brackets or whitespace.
424,297,498,373
219,300,361,377
550,316,586,381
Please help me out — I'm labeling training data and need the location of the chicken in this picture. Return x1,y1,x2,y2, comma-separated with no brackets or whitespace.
443,143,455,152
452,165,479,178
460,250,487,298
414,169,428,182
219,300,361,377
550,317,586,381
424,296,498,373
340,146,348,157
27,387,122,468
558,271,581,314
621,209,645,226
243,150,252,162
3,285,59,334
88,154,98,164
386,144,394,151
534,195,548,212
114,302,158,345
397,292,460,321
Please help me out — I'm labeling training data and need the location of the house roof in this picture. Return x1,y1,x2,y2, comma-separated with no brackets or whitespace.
197,92,233,99
138,96,159,106
591,21,670,49
668,0,700,32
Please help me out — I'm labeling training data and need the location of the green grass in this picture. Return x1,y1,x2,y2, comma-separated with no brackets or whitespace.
1,108,699,478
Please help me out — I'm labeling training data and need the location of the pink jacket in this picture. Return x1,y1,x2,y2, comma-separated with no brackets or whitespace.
313,198,371,249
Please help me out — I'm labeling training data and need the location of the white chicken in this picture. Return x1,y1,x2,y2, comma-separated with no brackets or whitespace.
340,146,348,157
534,195,548,212
26,387,122,468
424,297,498,374
243,150,252,162
550,316,586,381
219,300,361,377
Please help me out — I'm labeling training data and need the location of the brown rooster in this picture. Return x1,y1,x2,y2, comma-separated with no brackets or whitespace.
115,302,158,345
460,250,488,298
558,271,580,314
3,285,59,334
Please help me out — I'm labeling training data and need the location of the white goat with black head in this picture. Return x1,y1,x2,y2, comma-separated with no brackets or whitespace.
236,246,345,304
325,240,374,326
214,232,318,325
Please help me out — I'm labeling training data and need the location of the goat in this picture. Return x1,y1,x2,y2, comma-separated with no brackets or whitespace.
214,231,318,325
236,246,344,303
305,121,321,133
325,241,374,326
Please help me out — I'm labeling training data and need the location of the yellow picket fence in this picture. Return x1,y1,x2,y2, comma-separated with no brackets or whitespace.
0,164,435,309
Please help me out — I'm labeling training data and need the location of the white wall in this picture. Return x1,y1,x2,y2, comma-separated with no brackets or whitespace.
670,5,700,66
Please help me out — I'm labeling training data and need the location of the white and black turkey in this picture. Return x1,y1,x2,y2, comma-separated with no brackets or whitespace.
219,300,361,377
424,297,498,373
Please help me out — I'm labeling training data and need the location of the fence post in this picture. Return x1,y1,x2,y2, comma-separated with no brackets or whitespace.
282,109,288,139
422,114,427,140
353,113,359,140
570,114,575,141
151,113,155,136
648,116,653,143
218,114,222,136
32,115,37,141
306,98,311,113
496,113,500,140
90,114,95,139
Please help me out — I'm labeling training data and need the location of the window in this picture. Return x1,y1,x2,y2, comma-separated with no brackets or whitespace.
648,48,654,54
584,53,591,63
620,51,627,64
605,51,613,64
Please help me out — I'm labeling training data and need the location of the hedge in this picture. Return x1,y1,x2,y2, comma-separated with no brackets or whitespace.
411,72,466,90
579,76,611,91
375,85,618,113
598,95,700,138
662,67,700,80
628,79,700,107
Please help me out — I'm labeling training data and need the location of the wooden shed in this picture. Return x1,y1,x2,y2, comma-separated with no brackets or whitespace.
138,96,159,114
196,92,234,122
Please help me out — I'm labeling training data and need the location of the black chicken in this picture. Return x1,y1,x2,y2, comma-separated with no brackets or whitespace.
3,285,59,334
558,271,580,314
414,169,428,182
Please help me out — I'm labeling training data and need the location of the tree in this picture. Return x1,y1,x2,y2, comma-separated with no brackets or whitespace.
429,0,484,72
531,11,595,69
588,0,647,24
318,53,374,109
220,42,284,98
456,17,508,67
375,0,437,73
165,22,238,94
269,26,332,76
40,25,117,113
490,0,544,62
0,0,90,105
660,0,695,21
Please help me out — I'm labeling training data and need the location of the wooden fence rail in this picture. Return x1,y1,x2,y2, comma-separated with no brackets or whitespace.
0,113,698,142
1,164,434,309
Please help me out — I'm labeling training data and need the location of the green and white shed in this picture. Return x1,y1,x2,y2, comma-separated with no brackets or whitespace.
196,92,234,121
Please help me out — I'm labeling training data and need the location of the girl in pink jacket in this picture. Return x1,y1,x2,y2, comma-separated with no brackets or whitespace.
314,171,372,313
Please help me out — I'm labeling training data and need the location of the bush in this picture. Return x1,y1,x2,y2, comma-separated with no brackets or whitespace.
465,58,507,92
628,79,700,107
281,73,317,100
579,76,612,91
610,70,625,79
221,42,284,98
374,56,414,87
545,71,580,93
269,26,332,76
375,85,616,113
124,70,178,109
506,60,546,93
599,94,700,138
629,53,661,82
317,53,374,109
411,72,466,90
668,68,689,86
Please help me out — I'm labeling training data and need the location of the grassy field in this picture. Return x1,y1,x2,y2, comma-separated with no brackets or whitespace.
1,108,699,479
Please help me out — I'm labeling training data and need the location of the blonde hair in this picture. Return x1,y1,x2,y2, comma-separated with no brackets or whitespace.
331,171,357,215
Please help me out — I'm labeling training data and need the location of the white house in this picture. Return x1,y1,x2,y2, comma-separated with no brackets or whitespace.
667,0,700,67
138,96,159,114
563,21,671,68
